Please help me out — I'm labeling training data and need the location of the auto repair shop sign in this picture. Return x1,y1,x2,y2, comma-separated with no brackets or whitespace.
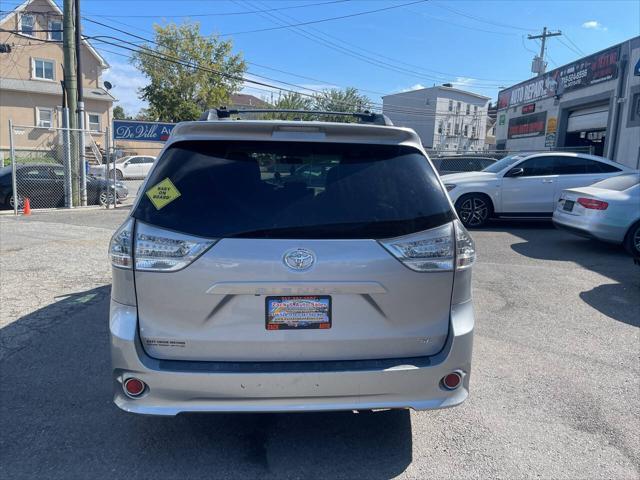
113,120,176,142
508,111,547,139
498,45,621,109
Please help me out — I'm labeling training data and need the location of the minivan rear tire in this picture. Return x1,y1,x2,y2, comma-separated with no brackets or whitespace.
455,193,493,228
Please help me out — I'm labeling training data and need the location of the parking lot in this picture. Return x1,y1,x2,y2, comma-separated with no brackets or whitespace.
0,208,638,479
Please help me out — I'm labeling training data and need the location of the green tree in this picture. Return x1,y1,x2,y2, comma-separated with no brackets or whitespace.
112,105,128,120
313,87,372,122
265,91,314,120
131,22,246,122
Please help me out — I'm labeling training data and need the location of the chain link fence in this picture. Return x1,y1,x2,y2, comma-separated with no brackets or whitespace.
5,117,125,214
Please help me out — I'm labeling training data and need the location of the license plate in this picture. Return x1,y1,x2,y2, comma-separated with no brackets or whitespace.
266,296,331,330
563,200,575,212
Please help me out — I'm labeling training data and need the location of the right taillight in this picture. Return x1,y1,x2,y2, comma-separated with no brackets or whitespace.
577,197,608,210
380,221,475,272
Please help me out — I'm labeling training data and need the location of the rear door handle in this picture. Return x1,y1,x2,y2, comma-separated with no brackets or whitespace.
542,179,554,183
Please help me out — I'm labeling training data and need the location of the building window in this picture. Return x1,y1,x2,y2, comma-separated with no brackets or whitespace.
48,19,63,41
446,123,451,135
87,113,101,132
472,126,477,138
437,121,443,134
463,125,469,137
20,14,35,36
454,123,460,135
466,104,470,115
456,102,461,112
33,59,55,80
448,100,453,112
36,107,53,128
474,105,478,115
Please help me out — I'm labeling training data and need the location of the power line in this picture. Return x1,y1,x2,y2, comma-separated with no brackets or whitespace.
434,3,537,32
245,0,515,84
562,33,586,56
231,0,506,88
82,13,507,91
90,34,489,119
220,0,429,36
82,0,351,19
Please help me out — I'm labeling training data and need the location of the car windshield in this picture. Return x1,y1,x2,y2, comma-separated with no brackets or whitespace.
133,140,454,239
482,154,527,173
591,173,640,191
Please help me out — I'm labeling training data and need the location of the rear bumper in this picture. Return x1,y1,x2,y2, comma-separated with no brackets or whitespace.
552,211,625,244
110,300,474,415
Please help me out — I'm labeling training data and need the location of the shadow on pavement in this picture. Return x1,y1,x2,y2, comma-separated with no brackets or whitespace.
498,219,639,328
0,287,412,479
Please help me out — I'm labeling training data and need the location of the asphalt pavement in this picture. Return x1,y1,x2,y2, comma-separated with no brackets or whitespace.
0,210,638,479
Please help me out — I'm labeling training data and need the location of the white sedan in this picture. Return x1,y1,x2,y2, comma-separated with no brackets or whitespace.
553,173,640,258
441,152,634,228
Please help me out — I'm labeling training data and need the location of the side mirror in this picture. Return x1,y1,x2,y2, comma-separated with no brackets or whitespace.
505,167,524,177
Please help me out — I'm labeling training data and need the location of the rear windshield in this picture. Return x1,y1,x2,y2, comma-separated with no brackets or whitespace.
591,173,639,191
133,141,453,239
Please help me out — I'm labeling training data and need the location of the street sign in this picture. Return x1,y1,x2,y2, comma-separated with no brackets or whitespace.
113,120,176,142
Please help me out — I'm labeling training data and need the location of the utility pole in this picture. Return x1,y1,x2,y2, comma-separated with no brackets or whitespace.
63,0,79,206
528,27,562,75
75,0,87,205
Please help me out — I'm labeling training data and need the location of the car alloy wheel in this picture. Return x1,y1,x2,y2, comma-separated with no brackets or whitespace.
99,191,115,207
634,226,640,254
458,196,489,227
8,194,25,209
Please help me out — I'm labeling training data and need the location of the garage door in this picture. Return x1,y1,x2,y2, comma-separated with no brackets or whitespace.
567,105,609,132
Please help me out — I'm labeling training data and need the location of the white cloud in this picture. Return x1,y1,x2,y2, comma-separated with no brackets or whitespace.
398,83,427,93
103,61,148,115
582,20,607,31
453,76,477,86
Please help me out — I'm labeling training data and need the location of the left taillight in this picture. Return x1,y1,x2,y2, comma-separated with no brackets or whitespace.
577,197,608,210
109,218,134,269
109,219,215,271
134,221,215,272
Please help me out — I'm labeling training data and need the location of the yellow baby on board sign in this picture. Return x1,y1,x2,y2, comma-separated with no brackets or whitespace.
145,178,181,210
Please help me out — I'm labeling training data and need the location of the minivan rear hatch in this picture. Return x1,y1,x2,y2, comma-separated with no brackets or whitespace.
131,139,456,362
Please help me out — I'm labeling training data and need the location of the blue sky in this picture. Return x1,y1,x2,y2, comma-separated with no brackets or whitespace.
18,0,640,114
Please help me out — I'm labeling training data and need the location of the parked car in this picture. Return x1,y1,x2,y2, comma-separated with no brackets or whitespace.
96,155,156,180
0,164,128,209
108,113,476,415
553,173,640,258
442,152,634,228
431,156,497,175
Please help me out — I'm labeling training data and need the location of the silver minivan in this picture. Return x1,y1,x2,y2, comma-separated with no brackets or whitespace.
109,112,476,415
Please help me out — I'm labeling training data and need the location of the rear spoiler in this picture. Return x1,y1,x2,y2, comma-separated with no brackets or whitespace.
199,108,393,126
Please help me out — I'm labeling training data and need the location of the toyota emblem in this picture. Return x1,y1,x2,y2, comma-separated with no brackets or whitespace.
283,248,315,271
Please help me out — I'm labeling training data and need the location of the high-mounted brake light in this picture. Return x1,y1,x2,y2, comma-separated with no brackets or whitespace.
380,221,475,272
577,197,608,210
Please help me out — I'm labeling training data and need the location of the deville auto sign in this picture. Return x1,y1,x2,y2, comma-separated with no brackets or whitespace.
113,120,176,142
498,45,621,110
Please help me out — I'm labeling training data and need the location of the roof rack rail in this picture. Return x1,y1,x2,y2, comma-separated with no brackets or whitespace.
199,107,393,126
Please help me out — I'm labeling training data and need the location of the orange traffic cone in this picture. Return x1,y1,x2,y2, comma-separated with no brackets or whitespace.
23,198,31,216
